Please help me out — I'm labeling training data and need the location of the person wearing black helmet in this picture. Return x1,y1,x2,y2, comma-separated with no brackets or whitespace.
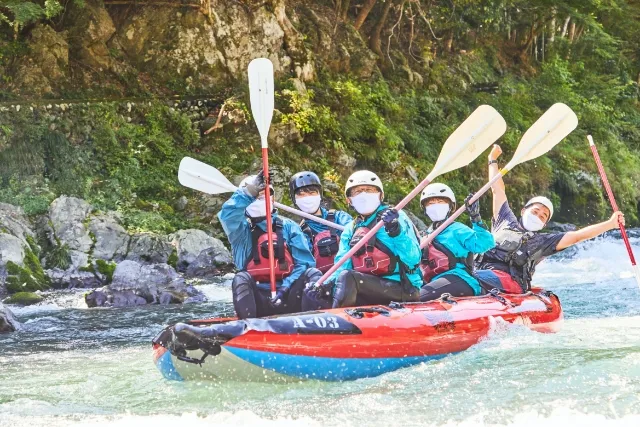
289,171,352,311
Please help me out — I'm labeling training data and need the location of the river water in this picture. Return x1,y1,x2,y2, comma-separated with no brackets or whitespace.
1,234,639,426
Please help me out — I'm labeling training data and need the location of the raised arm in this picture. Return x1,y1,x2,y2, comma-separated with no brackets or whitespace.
556,212,624,251
488,144,507,220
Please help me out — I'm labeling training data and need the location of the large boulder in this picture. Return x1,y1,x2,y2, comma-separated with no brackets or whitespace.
89,213,129,261
0,203,35,245
126,233,173,264
0,302,19,333
185,247,235,279
48,196,93,252
0,234,26,268
169,229,231,272
84,260,205,307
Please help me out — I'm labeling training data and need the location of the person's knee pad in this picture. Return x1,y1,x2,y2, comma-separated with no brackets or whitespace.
232,272,254,301
304,267,322,283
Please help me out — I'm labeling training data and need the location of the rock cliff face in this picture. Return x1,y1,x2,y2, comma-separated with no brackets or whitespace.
5,0,323,98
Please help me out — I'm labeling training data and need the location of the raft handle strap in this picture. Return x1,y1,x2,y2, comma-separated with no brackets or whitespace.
438,293,457,305
345,307,391,319
487,288,515,307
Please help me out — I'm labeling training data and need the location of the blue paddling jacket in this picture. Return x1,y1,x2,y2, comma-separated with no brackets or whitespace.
217,189,315,291
328,205,423,289
425,221,496,295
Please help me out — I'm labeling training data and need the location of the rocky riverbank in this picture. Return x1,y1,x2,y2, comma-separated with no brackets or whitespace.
0,196,234,312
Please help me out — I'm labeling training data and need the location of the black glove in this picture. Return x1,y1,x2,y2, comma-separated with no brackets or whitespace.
245,169,267,198
465,193,482,224
270,289,287,307
307,281,334,298
381,208,401,237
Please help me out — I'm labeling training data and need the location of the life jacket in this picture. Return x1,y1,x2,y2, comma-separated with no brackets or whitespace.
244,218,294,282
481,225,546,291
300,210,340,274
349,211,398,276
420,240,474,283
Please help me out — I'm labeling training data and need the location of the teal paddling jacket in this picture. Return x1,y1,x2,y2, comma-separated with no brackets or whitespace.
217,189,315,291
328,205,423,289
301,207,353,252
427,221,496,295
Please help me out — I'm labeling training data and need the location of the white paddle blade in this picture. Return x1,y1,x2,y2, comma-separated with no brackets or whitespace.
248,58,275,148
430,105,507,179
507,103,578,169
178,157,237,195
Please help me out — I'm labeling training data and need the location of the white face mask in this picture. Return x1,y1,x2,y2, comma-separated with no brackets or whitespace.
245,197,273,219
295,195,321,214
350,192,381,215
521,209,545,232
425,203,449,222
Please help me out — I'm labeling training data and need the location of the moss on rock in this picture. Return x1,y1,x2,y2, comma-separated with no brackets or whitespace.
95,259,116,284
4,291,44,306
5,245,51,294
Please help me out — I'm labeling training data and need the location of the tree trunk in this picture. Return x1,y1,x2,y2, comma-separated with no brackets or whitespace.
534,35,538,60
445,29,454,53
354,0,378,31
370,0,394,58
519,23,537,58
340,0,351,20
561,16,571,38
568,21,576,42
549,9,556,43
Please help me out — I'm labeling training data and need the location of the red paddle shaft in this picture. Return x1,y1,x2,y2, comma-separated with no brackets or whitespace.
262,148,277,297
588,137,637,268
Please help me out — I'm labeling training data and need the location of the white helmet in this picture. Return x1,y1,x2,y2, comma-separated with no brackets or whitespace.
524,196,554,219
345,170,383,197
421,183,455,206
240,175,274,194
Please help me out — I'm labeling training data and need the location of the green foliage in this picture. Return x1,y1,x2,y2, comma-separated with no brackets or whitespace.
167,248,178,269
45,243,71,270
4,291,43,305
95,259,116,284
0,0,64,36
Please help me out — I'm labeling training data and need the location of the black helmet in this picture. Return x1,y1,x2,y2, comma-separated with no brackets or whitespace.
289,171,322,202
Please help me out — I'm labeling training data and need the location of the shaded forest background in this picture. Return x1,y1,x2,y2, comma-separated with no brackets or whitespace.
1,0,639,237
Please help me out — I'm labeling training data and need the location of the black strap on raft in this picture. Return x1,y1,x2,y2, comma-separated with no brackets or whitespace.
251,217,288,270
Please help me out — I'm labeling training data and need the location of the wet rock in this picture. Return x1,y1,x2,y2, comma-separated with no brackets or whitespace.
46,268,102,289
89,212,129,261
169,229,231,272
185,247,235,279
0,302,19,333
4,291,43,306
85,260,205,307
126,233,173,264
48,196,93,252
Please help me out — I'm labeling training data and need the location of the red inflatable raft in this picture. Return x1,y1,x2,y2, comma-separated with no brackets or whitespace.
152,288,562,382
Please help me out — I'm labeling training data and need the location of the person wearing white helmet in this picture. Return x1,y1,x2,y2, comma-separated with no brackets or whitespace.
475,144,625,293
217,170,319,319
418,183,496,300
303,170,423,310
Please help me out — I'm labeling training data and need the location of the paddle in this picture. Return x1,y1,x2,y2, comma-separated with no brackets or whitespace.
314,105,508,286
177,157,345,231
587,135,640,289
248,58,277,298
421,103,578,249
